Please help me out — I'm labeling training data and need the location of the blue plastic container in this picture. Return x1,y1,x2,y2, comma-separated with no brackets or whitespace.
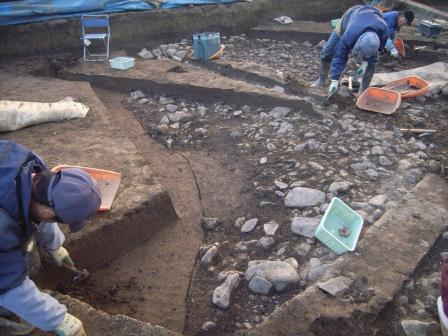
315,197,364,254
192,32,220,60
418,20,442,38
109,57,135,70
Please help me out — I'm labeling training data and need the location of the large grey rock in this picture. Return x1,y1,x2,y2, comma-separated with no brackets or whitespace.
285,187,326,208
212,272,243,309
317,276,353,297
269,107,291,118
291,217,320,238
248,275,273,295
245,260,300,292
241,218,258,233
401,320,438,336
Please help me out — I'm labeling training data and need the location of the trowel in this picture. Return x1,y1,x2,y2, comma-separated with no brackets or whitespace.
61,263,90,283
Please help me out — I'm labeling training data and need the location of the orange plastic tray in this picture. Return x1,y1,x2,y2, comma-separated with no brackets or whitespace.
356,87,401,115
376,5,390,12
52,165,122,211
394,38,406,57
383,76,429,98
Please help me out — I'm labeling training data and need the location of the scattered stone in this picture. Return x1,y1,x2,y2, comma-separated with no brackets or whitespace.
165,104,178,113
131,90,145,100
230,131,242,139
401,320,438,336
369,195,387,209
404,168,423,184
201,244,219,264
274,180,288,190
371,146,384,155
201,321,217,331
202,217,220,230
308,162,325,171
245,260,300,292
317,276,353,297
269,107,291,118
285,187,326,208
260,157,268,164
379,156,393,166
159,96,175,105
241,218,258,233
263,222,279,236
137,48,155,59
277,121,293,134
257,236,275,249
213,272,243,309
248,276,273,295
291,217,320,238
328,181,350,194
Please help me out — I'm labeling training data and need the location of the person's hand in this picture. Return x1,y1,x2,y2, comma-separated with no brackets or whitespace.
328,80,339,98
55,313,86,336
48,246,74,268
390,47,400,58
355,61,368,78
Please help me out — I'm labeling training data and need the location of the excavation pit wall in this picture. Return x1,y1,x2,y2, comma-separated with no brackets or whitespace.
0,0,359,58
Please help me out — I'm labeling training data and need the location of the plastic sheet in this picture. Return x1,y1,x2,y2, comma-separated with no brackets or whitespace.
0,0,154,25
0,0,242,25
160,0,238,9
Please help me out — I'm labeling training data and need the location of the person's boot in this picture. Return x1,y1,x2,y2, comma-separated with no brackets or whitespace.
311,61,331,88
360,64,376,94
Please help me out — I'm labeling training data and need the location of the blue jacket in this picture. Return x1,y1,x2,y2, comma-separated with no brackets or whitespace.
383,11,399,41
0,140,47,293
331,5,389,80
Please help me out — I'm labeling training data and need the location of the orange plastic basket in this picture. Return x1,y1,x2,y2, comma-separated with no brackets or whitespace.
52,165,122,211
394,38,406,57
356,87,401,115
383,76,429,98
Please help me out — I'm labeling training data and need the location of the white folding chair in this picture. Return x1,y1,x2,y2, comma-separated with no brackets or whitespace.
81,15,110,61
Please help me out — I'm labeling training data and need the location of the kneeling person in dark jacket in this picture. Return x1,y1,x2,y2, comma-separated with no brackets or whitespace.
312,5,390,97
0,140,101,336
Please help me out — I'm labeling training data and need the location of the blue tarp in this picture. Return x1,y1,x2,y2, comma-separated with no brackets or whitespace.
161,0,238,9
0,0,154,25
0,0,240,25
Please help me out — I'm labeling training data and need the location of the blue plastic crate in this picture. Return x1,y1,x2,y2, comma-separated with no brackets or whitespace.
315,197,364,254
418,20,442,38
192,32,220,60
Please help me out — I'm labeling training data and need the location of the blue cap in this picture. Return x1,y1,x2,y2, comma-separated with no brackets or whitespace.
353,32,380,59
47,168,101,232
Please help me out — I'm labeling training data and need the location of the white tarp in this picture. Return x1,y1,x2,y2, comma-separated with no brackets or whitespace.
372,62,448,95
0,98,89,132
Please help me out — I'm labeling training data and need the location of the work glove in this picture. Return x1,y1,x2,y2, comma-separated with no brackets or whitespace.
390,47,400,58
47,246,74,268
55,313,87,336
353,61,368,82
327,80,339,99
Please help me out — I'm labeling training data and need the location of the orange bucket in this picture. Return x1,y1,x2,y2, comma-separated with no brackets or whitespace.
383,76,429,98
52,165,122,211
356,87,401,115
394,38,406,57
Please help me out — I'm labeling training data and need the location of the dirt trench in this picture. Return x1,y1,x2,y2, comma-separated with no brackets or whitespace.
44,87,254,333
